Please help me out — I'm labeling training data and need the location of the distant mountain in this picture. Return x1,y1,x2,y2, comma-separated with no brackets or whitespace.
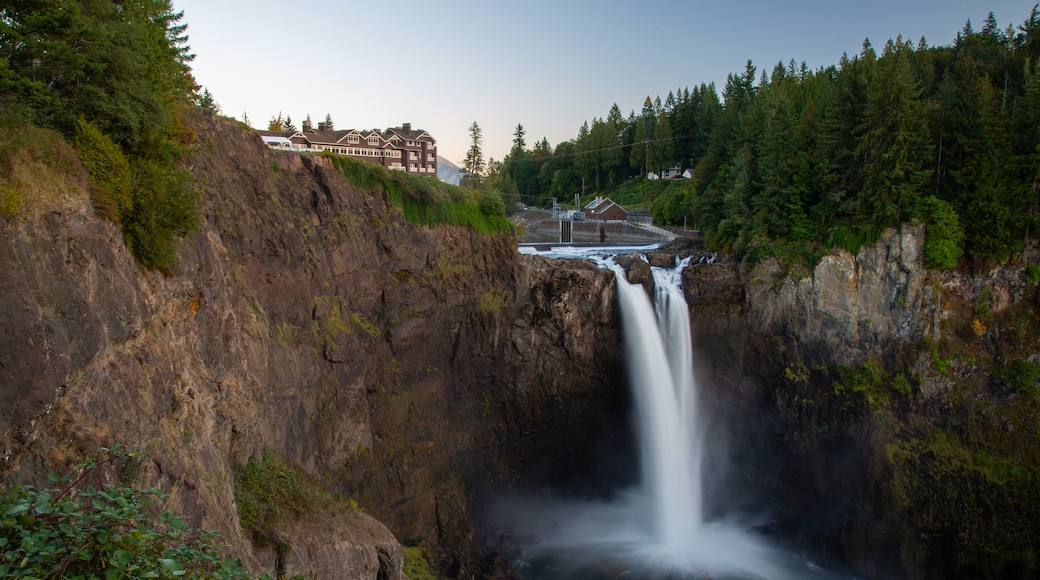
437,155,463,185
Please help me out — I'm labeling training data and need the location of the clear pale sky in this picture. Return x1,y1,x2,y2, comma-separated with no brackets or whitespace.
173,0,1039,167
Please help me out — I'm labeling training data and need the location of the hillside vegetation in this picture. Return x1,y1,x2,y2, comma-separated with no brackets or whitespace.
481,8,1040,268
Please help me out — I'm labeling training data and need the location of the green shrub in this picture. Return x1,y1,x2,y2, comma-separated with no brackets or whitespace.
915,195,964,270
0,446,256,579
326,154,511,234
123,157,201,270
1004,359,1040,397
1027,265,1040,285
477,288,513,315
233,447,357,547
402,543,437,579
75,119,133,221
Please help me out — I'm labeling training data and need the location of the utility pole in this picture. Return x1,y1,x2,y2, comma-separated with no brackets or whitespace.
644,138,649,210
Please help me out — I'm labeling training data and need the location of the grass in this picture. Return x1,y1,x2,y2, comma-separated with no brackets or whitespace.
0,120,84,219
325,153,511,234
402,543,438,580
233,447,358,547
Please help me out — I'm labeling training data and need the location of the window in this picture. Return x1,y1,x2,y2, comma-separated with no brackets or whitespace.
368,137,379,146
347,135,359,144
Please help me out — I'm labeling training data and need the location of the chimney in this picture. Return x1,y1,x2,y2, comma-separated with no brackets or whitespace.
318,121,327,132
302,118,312,132
402,122,411,134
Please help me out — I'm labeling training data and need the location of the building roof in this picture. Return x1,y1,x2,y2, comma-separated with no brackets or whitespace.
384,124,434,143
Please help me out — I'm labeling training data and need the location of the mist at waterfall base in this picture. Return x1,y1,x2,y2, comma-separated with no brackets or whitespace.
493,251,851,579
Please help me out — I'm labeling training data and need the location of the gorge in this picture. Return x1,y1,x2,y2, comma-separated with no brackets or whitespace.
2,112,1039,579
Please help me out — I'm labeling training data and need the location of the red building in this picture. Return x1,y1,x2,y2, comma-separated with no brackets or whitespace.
583,197,629,221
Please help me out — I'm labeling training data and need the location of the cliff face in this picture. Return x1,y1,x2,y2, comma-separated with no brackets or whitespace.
682,228,1040,578
0,113,628,578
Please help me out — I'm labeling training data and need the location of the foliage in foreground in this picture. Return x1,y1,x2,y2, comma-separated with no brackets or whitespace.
326,153,511,234
0,446,257,579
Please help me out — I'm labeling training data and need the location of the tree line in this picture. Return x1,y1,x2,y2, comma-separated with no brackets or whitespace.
464,7,1040,266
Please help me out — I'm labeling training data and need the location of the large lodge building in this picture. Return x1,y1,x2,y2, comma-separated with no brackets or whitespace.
258,121,437,176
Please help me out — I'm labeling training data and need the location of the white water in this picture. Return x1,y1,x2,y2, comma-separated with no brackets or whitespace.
497,251,847,579
616,258,701,549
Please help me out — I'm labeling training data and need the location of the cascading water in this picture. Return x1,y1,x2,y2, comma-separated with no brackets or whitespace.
615,258,701,550
499,248,847,579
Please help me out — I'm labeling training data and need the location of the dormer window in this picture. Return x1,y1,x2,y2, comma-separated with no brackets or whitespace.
367,136,379,146
347,135,359,144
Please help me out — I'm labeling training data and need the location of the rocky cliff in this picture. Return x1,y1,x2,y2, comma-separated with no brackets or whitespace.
2,112,1038,579
0,112,630,578
680,228,1040,578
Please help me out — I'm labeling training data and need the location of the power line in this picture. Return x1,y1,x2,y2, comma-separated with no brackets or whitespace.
505,131,701,165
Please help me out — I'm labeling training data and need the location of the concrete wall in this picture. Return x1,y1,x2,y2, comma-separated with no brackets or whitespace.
522,220,674,244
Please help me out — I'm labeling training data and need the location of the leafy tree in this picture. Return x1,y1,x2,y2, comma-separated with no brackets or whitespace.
267,112,285,131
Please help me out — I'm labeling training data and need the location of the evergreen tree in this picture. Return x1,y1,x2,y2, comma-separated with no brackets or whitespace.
629,97,654,174
462,121,485,186
859,38,932,228
197,87,220,113
649,110,674,173
323,113,334,131
284,115,296,132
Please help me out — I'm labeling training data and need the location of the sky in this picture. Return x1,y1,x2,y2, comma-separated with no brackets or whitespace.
173,0,1040,167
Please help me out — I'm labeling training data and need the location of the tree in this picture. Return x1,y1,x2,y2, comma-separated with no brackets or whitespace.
323,113,334,131
462,121,485,187
268,112,285,131
649,109,674,173
859,37,932,228
512,123,526,150
197,87,220,113
284,115,296,132
630,97,655,174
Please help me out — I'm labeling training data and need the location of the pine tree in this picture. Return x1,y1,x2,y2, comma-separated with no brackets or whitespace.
629,97,655,174
197,88,219,113
284,115,296,132
462,121,485,185
649,110,674,173
859,37,932,228
323,113,334,131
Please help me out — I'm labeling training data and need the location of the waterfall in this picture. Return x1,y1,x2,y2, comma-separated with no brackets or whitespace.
613,258,702,550
498,247,845,579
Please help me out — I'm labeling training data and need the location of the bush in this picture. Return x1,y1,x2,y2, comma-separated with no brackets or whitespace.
234,447,358,547
915,195,964,270
123,157,201,270
75,119,133,221
0,446,256,579
326,154,511,234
